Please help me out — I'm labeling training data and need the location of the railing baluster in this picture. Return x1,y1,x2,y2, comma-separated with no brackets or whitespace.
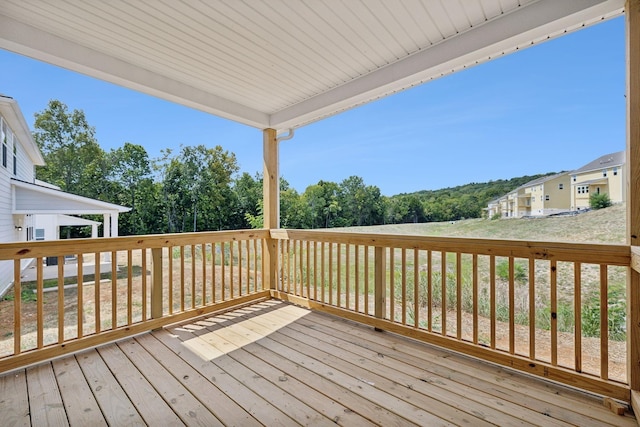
456,252,462,339
207,243,213,304
140,250,145,322
346,244,350,309
337,243,342,307
313,241,318,301
111,252,117,330
78,253,84,337
127,250,132,325
509,256,515,354
329,243,333,306
37,260,44,349
191,245,196,308
551,260,558,366
221,243,226,301
151,248,163,319
600,264,609,380
355,245,360,313
321,242,326,303
427,250,432,332
490,255,496,349
441,251,446,336
529,258,536,360
401,248,407,325
212,243,217,302
180,246,185,312
364,246,369,315
96,252,102,330
57,259,64,343
473,254,478,344
238,241,243,298
389,248,395,322
168,247,174,314
13,259,21,355
414,249,419,328
374,247,386,325
229,240,235,299
306,241,311,299
574,262,582,372
203,243,208,302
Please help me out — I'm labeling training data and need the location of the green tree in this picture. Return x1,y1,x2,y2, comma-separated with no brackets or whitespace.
109,142,153,234
33,100,108,198
160,145,239,232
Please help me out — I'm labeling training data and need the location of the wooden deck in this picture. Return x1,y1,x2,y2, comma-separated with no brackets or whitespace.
0,300,635,426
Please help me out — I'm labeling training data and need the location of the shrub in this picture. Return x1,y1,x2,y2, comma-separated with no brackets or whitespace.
589,193,612,210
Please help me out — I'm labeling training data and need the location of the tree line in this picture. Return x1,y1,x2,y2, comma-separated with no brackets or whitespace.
33,100,549,236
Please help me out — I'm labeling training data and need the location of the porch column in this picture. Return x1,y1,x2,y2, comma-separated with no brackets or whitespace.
263,128,279,290
110,213,119,237
626,0,640,395
103,214,111,238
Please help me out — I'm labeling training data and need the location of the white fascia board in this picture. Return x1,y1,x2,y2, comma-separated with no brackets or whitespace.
269,0,622,130
13,209,119,215
0,96,45,165
0,14,270,130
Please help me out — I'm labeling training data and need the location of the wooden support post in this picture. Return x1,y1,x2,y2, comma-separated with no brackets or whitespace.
627,0,640,394
263,128,279,290
374,246,386,331
151,248,163,319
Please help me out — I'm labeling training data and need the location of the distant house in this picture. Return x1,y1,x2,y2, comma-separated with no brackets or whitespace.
521,173,571,217
0,94,129,296
570,151,625,211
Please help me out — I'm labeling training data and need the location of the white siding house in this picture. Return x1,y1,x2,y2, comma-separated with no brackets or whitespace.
0,95,130,297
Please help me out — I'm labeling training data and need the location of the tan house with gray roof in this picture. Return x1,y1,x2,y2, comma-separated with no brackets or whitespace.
570,151,625,211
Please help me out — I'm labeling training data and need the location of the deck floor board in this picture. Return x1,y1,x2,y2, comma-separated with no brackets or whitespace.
0,300,636,426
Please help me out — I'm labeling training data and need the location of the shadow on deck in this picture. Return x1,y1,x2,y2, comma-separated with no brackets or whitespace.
0,300,635,426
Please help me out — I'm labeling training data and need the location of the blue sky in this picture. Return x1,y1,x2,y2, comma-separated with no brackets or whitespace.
0,16,625,196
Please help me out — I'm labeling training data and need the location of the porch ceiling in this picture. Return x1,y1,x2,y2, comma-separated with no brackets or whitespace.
0,0,624,131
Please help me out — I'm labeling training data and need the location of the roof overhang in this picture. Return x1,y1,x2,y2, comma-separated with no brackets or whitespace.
11,179,130,215
0,95,44,165
573,178,609,186
56,214,101,227
0,0,624,132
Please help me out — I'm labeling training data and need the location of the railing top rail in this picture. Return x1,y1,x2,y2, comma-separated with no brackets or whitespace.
274,229,631,266
0,229,269,260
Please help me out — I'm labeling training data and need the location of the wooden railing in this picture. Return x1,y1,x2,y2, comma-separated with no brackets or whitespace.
0,230,269,372
271,229,632,401
0,227,635,401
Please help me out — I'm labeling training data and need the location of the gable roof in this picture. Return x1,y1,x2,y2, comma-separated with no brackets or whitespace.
572,151,625,174
520,172,568,189
0,94,45,165
11,178,130,215
0,0,624,131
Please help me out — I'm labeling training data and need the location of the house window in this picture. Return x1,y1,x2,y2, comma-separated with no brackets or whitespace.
603,169,607,177
572,175,576,182
1,133,7,168
35,229,45,241
532,196,535,202
545,195,550,201
13,145,17,175
558,183,564,190
577,186,589,194
27,227,34,242
613,167,618,176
